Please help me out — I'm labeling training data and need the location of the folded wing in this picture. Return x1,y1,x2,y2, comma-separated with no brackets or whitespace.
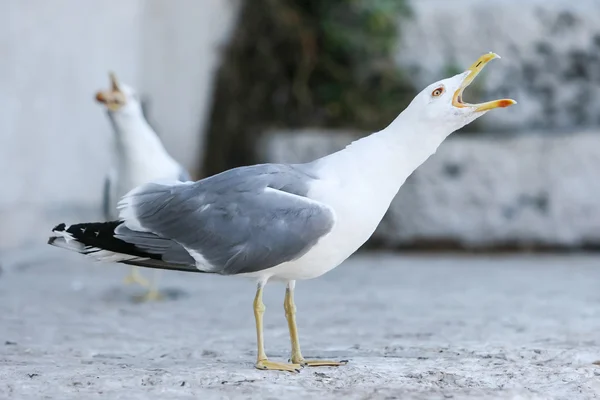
117,164,335,275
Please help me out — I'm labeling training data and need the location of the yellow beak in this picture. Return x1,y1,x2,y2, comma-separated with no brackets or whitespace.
95,71,126,111
452,53,517,112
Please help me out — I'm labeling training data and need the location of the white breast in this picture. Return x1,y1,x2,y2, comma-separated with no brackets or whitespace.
243,167,399,282
238,119,448,283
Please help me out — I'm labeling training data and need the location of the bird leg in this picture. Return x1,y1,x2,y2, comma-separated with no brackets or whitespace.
143,269,164,301
139,269,164,302
253,283,302,373
284,282,348,367
123,266,150,288
127,268,164,303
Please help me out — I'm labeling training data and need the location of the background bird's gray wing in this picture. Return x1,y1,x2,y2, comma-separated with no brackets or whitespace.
177,167,191,182
102,170,118,220
119,164,335,275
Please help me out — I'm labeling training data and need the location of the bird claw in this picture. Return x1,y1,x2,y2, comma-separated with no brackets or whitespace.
255,359,303,373
133,290,164,303
291,358,349,367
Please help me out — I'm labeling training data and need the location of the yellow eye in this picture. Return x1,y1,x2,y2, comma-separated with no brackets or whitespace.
432,87,445,97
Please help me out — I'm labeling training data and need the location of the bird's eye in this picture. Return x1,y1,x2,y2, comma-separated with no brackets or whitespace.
432,87,445,97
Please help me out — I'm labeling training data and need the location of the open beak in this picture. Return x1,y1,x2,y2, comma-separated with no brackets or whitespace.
109,72,120,92
95,71,126,111
452,53,517,112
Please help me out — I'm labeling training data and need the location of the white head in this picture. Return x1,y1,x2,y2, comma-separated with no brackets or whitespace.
398,52,516,138
95,72,143,117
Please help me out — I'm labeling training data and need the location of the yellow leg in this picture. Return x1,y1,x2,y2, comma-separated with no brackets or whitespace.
139,269,163,301
123,266,150,288
254,283,302,373
128,268,164,303
284,281,348,367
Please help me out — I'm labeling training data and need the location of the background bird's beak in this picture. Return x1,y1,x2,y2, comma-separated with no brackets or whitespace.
95,72,126,111
452,53,517,112
109,72,121,92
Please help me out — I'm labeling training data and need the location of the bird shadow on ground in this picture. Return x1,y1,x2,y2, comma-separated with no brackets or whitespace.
100,287,190,304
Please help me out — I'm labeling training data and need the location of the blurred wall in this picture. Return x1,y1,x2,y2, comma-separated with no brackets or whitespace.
0,0,238,250
2,0,598,252
262,129,600,250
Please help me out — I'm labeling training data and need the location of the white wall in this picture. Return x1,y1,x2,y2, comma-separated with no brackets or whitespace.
140,0,238,172
0,0,238,250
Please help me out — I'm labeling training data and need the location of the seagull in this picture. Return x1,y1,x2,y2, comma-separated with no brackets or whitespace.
95,73,191,301
49,53,515,372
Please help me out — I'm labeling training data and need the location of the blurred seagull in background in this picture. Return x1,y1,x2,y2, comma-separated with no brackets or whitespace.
50,53,515,371
94,73,191,301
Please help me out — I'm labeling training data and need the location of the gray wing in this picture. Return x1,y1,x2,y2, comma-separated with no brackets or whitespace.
117,164,335,275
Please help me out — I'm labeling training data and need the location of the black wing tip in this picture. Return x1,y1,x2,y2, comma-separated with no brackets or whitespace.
52,223,67,232
48,223,68,245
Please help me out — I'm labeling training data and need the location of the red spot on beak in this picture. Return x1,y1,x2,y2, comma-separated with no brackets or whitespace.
497,99,514,108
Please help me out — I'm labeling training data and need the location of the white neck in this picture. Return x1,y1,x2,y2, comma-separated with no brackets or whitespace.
314,110,450,201
107,106,175,168
299,110,454,266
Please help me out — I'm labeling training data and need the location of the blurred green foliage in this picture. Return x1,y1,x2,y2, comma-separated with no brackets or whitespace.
202,0,414,176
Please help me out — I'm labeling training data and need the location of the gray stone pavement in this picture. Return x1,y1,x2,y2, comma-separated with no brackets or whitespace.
1,250,599,399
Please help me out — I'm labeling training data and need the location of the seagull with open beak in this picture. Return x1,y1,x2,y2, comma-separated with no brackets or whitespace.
51,53,516,371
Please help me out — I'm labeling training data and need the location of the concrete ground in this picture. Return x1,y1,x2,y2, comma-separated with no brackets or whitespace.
1,249,599,399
